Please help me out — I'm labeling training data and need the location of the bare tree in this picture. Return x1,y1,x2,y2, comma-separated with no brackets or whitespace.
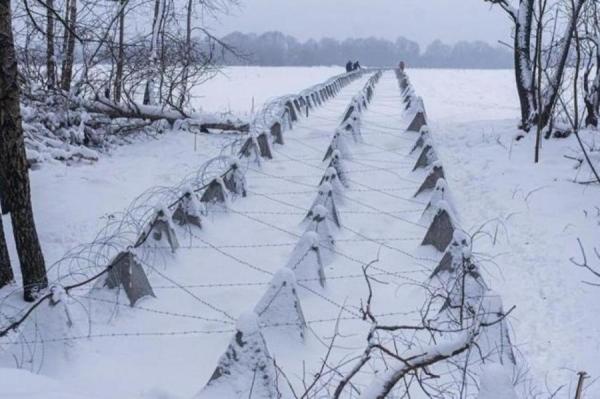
60,0,77,91
0,213,13,289
0,0,49,301
46,0,56,88
581,1,600,127
484,0,587,133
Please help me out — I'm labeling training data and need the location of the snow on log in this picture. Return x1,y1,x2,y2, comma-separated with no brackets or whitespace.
254,268,307,340
414,162,445,197
285,231,326,288
197,312,277,399
81,98,248,131
104,251,155,306
421,201,455,252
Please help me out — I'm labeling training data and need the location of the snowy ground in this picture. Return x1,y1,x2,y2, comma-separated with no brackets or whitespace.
191,66,347,116
1,67,599,398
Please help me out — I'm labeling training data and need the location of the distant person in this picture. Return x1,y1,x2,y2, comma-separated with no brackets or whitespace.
345,60,353,72
353,61,361,71
399,61,405,71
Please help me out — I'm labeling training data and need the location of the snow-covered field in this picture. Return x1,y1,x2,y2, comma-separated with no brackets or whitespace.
1,67,598,398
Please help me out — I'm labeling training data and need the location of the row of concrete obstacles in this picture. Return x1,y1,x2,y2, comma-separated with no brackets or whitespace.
196,71,383,399
98,70,369,311
0,69,372,351
396,69,518,393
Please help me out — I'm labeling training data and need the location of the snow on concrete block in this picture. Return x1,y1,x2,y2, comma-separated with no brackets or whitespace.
136,206,179,252
285,100,298,122
323,129,351,161
173,187,202,229
305,182,341,228
200,177,229,207
430,230,471,278
305,204,335,265
256,133,273,159
412,144,438,171
477,363,518,399
410,126,431,155
328,150,349,188
440,259,488,322
421,177,450,222
198,311,277,399
270,122,283,145
342,105,355,123
407,111,427,133
319,167,345,201
414,163,445,197
223,160,247,198
254,268,306,340
421,201,455,252
286,231,326,288
479,292,517,365
366,85,373,102
104,251,155,307
342,114,362,143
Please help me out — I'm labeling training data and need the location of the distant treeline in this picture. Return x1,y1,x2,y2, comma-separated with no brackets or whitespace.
217,31,513,69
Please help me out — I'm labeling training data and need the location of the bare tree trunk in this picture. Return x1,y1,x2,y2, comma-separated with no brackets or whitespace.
144,0,163,105
60,0,77,92
0,214,13,289
485,0,537,130
178,0,193,108
46,0,56,89
113,0,125,103
0,0,49,301
514,0,537,130
584,52,600,127
537,0,587,129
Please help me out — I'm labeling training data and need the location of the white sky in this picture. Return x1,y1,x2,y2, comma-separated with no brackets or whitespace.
208,0,512,48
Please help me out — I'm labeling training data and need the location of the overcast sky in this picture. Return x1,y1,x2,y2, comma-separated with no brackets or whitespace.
209,0,512,48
